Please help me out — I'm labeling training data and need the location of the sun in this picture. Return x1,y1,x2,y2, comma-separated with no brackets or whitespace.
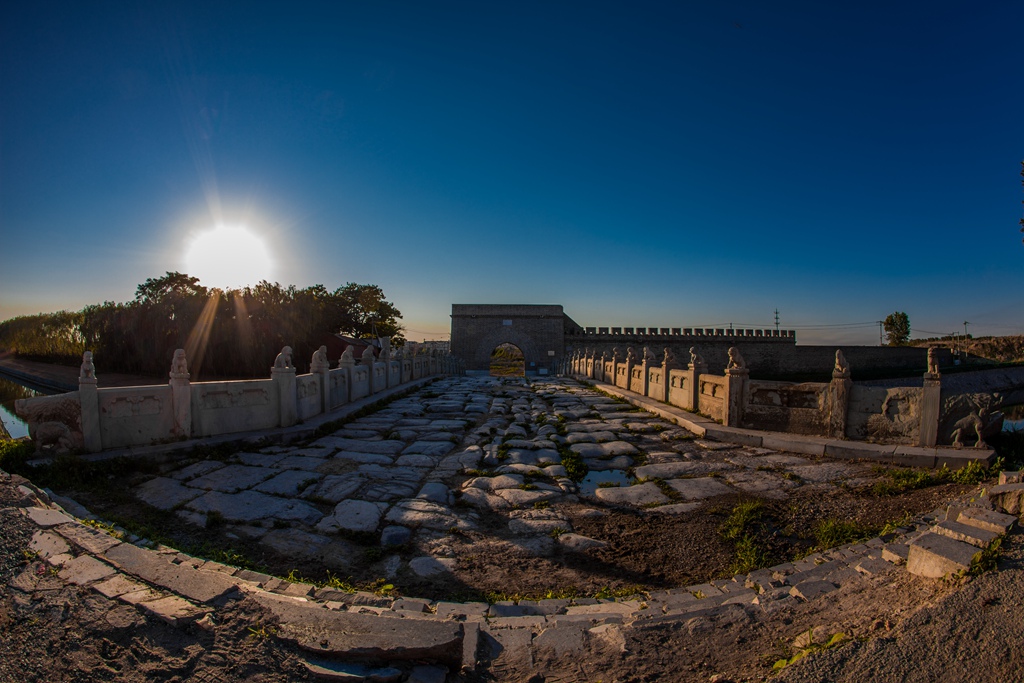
183,224,274,289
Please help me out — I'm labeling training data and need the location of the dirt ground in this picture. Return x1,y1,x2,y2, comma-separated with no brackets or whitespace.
5,479,1023,682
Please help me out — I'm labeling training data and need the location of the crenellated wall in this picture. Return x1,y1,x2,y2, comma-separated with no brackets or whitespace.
16,346,465,454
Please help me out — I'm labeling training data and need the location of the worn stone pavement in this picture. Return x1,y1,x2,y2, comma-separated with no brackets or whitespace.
6,375,1019,681
129,376,889,581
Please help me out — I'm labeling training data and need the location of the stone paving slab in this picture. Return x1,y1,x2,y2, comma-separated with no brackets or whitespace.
664,477,733,500
54,522,123,554
103,541,241,604
168,460,225,481
254,592,465,666
185,464,274,493
593,482,668,506
24,507,74,528
58,555,116,585
254,470,322,496
187,490,324,526
135,477,206,510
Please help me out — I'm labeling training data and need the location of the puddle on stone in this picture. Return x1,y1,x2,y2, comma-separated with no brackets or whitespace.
579,469,633,497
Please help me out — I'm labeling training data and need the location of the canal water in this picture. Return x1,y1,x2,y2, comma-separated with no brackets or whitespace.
0,374,41,440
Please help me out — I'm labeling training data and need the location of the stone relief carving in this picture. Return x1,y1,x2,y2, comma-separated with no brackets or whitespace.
107,395,163,419
273,346,294,370
15,393,83,453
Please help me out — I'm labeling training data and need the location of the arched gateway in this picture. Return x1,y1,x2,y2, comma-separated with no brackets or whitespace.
451,304,578,373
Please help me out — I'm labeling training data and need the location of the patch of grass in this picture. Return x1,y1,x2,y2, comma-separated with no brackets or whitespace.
969,538,1002,577
0,439,33,472
732,534,769,574
81,518,124,539
594,584,648,600
532,500,550,510
518,483,538,491
719,500,764,540
204,510,225,529
872,461,994,496
597,481,620,488
773,631,849,671
495,443,511,462
813,518,876,550
651,478,682,501
548,527,567,539
557,444,588,483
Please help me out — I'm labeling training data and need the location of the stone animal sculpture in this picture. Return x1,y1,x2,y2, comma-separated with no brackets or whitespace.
273,346,293,369
951,408,989,449
689,347,705,367
834,349,850,377
311,345,330,372
79,351,96,381
170,349,189,378
727,347,746,370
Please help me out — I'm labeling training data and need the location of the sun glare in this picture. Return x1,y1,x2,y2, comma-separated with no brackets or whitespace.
183,224,274,289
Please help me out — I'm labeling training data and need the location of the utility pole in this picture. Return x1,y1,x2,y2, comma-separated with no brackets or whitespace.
774,309,780,332
878,321,884,346
963,321,970,340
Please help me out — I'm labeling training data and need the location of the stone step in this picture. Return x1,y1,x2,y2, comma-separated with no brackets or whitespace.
957,507,1018,534
985,482,1024,515
931,520,1000,548
252,592,465,667
906,533,981,579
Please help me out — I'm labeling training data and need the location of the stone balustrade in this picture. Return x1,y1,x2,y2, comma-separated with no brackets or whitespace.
16,346,465,454
562,347,995,449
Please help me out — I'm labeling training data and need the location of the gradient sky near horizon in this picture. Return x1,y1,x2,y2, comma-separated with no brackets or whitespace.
2,1,1022,346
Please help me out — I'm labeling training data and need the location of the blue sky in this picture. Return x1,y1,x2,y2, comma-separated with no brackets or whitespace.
1,1,1022,346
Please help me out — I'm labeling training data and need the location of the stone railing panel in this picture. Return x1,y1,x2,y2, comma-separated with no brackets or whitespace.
846,385,923,444
191,379,279,438
296,375,321,422
97,385,176,449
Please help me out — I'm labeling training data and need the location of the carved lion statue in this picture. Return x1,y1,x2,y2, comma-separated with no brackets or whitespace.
727,347,746,370
273,346,293,369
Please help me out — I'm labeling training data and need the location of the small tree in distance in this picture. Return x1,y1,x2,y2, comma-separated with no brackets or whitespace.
884,311,911,346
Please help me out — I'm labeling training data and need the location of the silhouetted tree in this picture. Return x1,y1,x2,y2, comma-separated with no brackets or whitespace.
0,274,404,378
884,311,911,346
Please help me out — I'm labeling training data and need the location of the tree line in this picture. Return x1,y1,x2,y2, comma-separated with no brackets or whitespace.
0,273,404,379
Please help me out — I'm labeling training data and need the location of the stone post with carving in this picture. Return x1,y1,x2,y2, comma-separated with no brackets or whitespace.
639,354,650,397
827,349,852,439
272,346,297,428
339,347,355,404
169,349,192,439
661,348,677,403
919,354,941,447
686,348,705,413
311,345,330,413
78,351,102,452
361,347,378,393
623,348,635,391
723,347,748,427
